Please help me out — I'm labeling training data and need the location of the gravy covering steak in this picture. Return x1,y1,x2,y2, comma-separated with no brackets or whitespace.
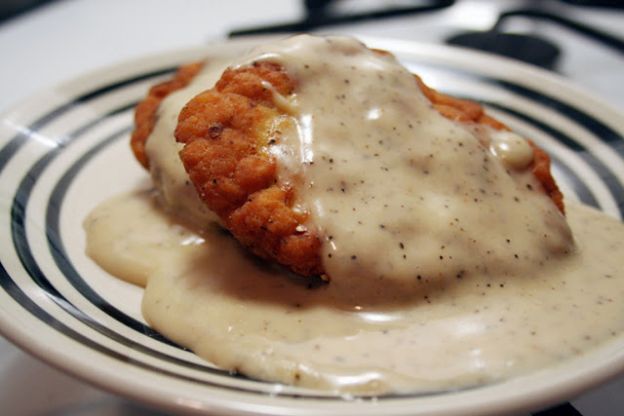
85,35,624,394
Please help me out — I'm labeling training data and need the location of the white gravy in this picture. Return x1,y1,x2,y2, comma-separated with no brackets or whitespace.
238,36,572,283
83,35,624,394
85,193,624,394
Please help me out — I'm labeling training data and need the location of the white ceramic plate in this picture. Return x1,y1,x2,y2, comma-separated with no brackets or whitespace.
0,36,623,416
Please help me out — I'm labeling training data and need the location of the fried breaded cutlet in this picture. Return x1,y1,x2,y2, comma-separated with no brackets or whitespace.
130,53,564,278
130,62,203,168
175,61,323,276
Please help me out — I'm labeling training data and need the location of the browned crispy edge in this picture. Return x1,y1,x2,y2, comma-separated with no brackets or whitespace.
130,62,204,168
414,75,564,214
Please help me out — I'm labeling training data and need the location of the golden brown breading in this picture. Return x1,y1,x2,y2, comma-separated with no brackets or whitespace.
175,61,324,276
130,62,203,168
126,53,567,277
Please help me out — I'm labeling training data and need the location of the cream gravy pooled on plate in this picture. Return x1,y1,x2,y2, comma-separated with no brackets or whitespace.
84,35,624,394
85,193,624,394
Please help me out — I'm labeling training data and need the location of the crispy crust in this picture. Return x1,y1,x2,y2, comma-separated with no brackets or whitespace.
175,62,324,276
170,57,564,277
130,62,204,168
